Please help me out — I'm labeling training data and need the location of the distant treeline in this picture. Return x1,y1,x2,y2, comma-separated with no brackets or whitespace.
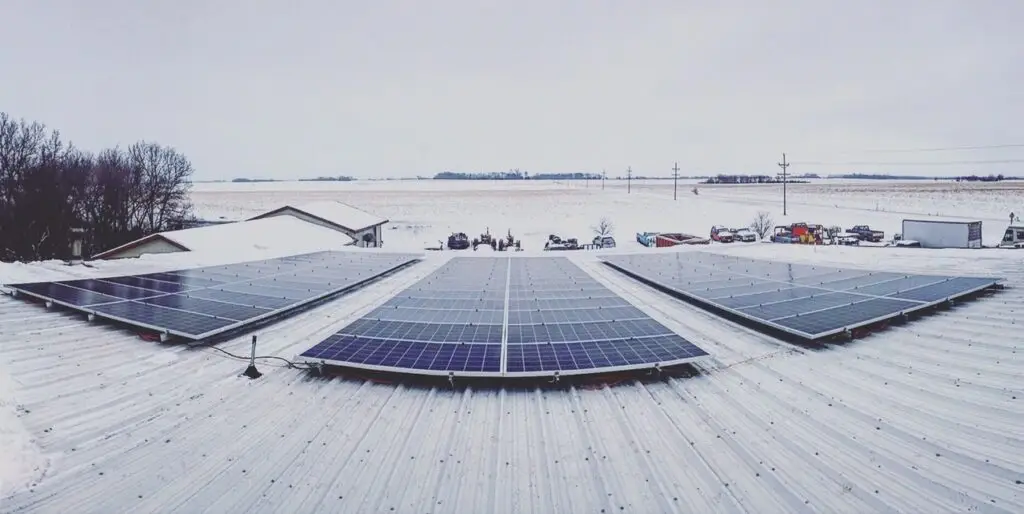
827,173,933,180
434,170,530,180
0,111,196,262
300,176,355,182
232,175,355,183
826,173,1018,181
953,174,1012,182
703,174,809,184
434,171,625,180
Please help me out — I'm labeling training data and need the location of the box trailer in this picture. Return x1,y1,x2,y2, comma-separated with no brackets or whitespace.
901,219,983,249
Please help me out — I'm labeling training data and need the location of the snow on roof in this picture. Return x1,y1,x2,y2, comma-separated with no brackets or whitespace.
0,246,1022,512
93,216,356,260
163,215,356,252
252,200,388,233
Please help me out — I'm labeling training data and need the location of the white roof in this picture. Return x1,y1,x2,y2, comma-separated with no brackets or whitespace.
164,216,356,252
259,201,387,232
95,216,355,260
0,242,1021,511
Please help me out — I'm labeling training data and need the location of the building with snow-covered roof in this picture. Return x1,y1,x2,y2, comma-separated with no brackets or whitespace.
0,246,1021,513
249,200,389,248
91,216,356,260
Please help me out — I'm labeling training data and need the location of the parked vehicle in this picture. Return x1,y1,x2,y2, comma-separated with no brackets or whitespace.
446,232,471,250
637,232,659,247
999,224,1024,248
637,231,710,247
593,235,616,248
730,227,757,242
544,234,580,251
472,228,497,250
847,225,885,242
770,225,798,244
710,225,735,243
835,233,861,245
770,223,824,244
497,230,522,251
655,233,710,247
901,219,983,249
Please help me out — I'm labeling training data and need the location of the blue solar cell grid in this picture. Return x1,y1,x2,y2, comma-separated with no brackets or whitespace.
600,251,1001,340
8,250,421,340
300,257,506,374
300,256,711,377
504,258,707,375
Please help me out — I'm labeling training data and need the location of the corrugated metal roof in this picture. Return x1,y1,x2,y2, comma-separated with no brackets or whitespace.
0,250,1022,513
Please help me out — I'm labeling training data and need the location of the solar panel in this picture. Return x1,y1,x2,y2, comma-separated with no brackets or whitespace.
299,256,710,377
299,257,506,375
503,257,707,376
7,250,421,340
600,251,1002,340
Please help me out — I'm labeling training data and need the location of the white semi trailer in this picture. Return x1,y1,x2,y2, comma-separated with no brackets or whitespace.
901,219,983,249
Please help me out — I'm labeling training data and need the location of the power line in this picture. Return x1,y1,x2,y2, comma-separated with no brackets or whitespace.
791,158,1024,166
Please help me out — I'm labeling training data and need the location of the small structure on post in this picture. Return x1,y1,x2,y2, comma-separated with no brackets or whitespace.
69,228,85,265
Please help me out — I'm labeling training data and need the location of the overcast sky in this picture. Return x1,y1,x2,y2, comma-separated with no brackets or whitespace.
3,0,1022,180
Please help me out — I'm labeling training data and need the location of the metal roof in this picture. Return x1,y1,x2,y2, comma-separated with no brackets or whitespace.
250,201,389,234
0,251,1022,513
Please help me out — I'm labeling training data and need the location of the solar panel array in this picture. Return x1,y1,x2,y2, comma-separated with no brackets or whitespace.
299,256,710,377
601,251,1002,340
8,251,420,340
299,257,506,374
504,257,708,375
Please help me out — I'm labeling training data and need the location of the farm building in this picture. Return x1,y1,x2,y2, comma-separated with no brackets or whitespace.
249,200,389,248
0,245,1019,513
91,216,356,260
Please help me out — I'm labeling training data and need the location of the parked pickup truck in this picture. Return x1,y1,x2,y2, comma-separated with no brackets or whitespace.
847,225,885,242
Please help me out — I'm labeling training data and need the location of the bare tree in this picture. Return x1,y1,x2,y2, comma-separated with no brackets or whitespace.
749,211,774,240
592,217,614,237
0,111,198,262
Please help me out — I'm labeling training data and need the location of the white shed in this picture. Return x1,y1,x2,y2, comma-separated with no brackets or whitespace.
92,216,356,260
248,201,389,248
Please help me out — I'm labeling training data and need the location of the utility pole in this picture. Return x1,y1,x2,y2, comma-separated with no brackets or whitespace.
602,169,606,190
777,152,789,216
627,166,632,194
672,162,680,200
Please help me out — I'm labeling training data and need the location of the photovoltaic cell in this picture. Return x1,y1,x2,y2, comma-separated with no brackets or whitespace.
299,257,507,374
299,256,710,377
7,250,421,340
600,251,1002,340
503,257,708,375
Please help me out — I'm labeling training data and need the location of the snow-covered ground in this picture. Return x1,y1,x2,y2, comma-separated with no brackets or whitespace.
0,180,1022,512
189,178,1022,251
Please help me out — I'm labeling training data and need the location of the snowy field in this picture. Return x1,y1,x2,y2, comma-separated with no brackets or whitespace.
190,178,1022,251
1,180,1023,513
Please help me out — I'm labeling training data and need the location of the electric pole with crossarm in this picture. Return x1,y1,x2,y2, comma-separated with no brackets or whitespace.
672,162,680,200
777,153,789,216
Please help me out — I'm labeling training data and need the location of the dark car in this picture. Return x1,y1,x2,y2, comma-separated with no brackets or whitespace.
847,225,884,242
447,232,471,250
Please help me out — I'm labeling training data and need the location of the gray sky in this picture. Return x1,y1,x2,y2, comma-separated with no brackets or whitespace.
3,0,1022,180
